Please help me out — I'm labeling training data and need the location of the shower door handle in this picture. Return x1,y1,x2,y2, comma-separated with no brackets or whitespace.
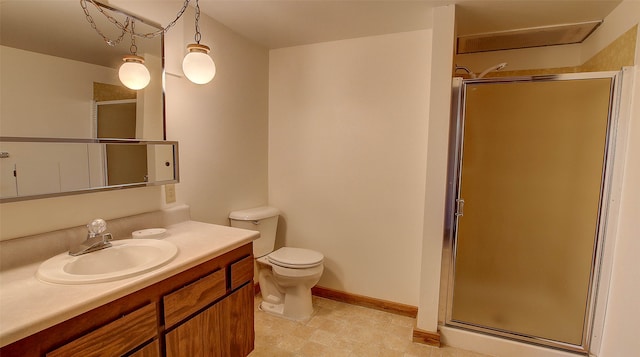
455,199,465,217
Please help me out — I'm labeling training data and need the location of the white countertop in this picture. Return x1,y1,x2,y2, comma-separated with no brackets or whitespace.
0,220,259,347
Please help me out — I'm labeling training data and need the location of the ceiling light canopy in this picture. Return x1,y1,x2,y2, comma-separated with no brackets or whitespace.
81,0,216,89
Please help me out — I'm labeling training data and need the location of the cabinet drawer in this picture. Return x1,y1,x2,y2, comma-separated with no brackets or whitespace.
230,255,254,290
163,268,226,329
46,303,157,357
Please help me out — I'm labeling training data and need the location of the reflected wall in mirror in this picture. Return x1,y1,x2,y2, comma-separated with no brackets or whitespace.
0,1,175,203
0,1,165,140
0,139,178,202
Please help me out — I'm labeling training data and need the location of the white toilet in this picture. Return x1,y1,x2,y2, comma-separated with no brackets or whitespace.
229,206,324,321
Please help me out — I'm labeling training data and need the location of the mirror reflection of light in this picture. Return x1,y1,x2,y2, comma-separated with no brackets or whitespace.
119,56,151,90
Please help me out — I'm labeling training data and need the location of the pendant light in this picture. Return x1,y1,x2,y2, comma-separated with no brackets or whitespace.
182,0,216,84
118,20,151,90
81,0,216,88
183,44,216,84
119,55,150,90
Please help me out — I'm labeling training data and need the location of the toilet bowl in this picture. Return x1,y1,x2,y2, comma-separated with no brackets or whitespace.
229,207,324,321
257,248,324,320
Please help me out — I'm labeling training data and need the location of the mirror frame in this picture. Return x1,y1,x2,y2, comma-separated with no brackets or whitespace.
0,137,179,203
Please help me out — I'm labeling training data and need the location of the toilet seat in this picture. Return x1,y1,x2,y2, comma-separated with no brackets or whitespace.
267,247,324,268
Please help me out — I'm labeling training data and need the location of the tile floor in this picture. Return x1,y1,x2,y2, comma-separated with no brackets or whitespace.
249,296,494,357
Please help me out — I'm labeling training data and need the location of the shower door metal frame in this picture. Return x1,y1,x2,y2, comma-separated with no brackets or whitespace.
439,69,631,354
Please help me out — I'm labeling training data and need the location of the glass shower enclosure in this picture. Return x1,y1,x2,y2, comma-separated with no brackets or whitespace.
441,71,624,353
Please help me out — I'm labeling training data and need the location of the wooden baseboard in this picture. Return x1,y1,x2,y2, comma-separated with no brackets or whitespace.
412,327,441,347
311,286,418,318
254,283,418,318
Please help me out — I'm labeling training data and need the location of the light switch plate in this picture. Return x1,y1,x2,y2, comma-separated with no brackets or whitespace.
165,184,176,204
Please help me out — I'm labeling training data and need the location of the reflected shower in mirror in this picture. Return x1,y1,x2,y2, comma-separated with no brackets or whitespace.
0,1,165,140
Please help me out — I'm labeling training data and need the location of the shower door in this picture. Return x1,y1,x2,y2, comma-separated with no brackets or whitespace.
444,73,620,352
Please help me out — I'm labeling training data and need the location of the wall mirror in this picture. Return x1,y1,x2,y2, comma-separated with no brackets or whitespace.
0,139,178,202
0,1,177,202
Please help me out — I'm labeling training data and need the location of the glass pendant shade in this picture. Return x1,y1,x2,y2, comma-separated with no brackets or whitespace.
119,55,150,90
182,44,216,84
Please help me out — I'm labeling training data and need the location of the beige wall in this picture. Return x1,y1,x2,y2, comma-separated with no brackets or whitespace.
599,66,640,357
581,25,636,72
416,4,456,333
164,7,270,225
268,30,432,305
0,186,164,240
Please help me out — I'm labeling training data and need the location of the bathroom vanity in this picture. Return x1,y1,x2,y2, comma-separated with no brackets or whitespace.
0,207,258,356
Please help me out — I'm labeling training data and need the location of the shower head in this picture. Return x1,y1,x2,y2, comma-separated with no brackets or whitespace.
477,62,508,79
495,62,508,71
454,65,477,79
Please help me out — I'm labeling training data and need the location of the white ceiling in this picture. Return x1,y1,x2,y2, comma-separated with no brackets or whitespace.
194,0,624,49
0,0,625,67
197,0,438,49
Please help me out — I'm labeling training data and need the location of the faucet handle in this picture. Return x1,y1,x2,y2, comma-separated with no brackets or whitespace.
87,218,107,237
102,233,113,243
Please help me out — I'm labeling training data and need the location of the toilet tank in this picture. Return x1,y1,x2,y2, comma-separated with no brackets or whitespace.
229,206,280,258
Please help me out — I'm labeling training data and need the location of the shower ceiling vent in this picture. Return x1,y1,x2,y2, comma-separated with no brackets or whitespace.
457,20,602,54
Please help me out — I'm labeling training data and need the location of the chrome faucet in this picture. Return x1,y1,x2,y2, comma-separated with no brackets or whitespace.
69,219,113,256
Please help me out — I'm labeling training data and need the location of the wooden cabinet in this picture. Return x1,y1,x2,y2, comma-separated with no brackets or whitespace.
46,303,158,357
229,255,254,291
0,243,254,357
163,268,227,329
224,283,255,355
164,253,255,357
129,341,161,357
165,283,254,357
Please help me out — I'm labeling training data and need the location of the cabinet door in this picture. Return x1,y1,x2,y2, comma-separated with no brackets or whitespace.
46,303,157,357
129,340,160,357
166,299,224,357
163,268,226,329
229,256,254,291
224,283,254,355
165,284,254,357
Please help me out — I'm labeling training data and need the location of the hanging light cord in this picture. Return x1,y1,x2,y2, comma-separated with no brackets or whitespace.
194,0,202,44
129,20,138,55
80,0,192,45
80,0,130,46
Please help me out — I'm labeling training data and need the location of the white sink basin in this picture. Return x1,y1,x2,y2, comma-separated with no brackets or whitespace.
37,239,178,284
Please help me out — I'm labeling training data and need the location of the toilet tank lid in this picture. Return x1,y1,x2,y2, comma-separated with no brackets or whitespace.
229,206,280,220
